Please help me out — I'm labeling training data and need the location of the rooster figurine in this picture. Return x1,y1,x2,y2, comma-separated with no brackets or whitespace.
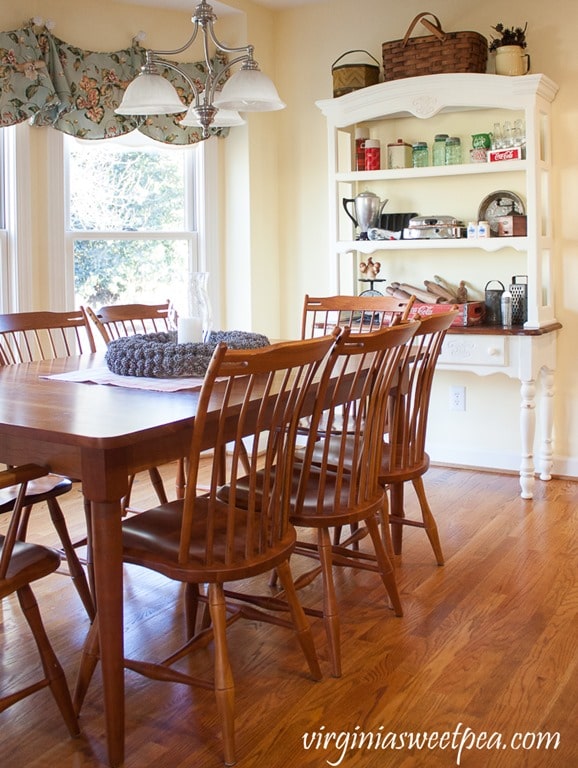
359,256,381,279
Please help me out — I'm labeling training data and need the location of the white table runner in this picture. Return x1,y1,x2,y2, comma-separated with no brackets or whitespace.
42,365,205,392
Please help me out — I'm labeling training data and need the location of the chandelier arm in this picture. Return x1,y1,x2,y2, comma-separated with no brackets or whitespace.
148,24,200,58
151,57,200,105
204,16,255,59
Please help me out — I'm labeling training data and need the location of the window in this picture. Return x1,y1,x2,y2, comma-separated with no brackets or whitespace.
0,130,6,308
65,132,200,314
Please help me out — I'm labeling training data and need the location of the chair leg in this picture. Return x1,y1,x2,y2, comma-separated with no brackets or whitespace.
47,498,95,622
379,492,395,561
148,467,168,505
208,583,236,767
73,618,100,715
365,515,403,617
275,560,322,681
389,482,405,555
412,476,444,566
184,582,201,638
121,474,136,514
175,458,187,499
15,504,33,540
17,584,80,737
318,527,342,678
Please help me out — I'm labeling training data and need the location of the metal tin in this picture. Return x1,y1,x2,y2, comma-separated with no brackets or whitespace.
484,280,505,325
387,138,412,169
364,139,381,170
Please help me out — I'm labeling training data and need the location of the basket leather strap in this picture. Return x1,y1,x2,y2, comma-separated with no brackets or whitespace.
332,50,381,70
403,12,446,47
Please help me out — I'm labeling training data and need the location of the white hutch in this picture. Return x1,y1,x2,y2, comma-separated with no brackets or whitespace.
316,73,560,498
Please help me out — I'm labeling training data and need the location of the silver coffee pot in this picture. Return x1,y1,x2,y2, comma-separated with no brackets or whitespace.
343,191,388,240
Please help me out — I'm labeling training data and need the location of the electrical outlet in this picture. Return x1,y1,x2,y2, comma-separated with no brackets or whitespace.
449,385,466,411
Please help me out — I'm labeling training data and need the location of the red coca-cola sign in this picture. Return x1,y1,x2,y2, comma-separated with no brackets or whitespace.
488,147,522,163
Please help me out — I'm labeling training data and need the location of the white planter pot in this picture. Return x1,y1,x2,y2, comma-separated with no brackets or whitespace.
494,45,530,76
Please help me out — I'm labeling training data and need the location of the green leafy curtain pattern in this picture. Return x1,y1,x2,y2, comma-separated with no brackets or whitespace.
0,22,228,145
0,26,60,124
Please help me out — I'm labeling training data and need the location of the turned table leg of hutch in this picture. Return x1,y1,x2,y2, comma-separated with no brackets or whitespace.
539,366,555,481
519,378,536,499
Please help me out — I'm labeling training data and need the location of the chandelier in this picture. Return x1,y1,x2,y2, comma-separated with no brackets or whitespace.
116,0,285,137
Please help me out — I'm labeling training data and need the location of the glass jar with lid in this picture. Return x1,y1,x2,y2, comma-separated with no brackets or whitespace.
445,136,462,165
412,142,429,168
432,134,448,166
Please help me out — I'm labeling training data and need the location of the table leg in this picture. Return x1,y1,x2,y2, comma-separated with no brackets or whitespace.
91,498,125,768
519,378,536,499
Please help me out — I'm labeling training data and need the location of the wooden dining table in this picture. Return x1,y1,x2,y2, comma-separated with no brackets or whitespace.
0,337,409,766
0,353,215,767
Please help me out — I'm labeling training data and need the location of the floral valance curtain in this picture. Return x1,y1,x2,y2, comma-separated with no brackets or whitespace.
0,22,228,145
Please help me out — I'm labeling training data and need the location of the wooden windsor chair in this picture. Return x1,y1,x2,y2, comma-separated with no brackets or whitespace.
0,309,97,620
0,464,80,737
379,310,458,565
85,300,186,505
73,333,341,766
301,293,415,338
217,321,420,678
84,301,173,344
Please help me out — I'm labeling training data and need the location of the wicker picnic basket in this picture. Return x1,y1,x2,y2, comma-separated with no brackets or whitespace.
382,12,487,82
332,50,381,97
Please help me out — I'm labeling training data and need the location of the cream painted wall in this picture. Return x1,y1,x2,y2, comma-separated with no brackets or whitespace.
266,0,578,480
2,0,578,478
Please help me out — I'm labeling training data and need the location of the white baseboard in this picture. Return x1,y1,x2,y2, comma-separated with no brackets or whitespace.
427,442,578,480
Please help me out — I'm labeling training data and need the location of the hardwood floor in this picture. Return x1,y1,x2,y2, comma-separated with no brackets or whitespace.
0,463,576,767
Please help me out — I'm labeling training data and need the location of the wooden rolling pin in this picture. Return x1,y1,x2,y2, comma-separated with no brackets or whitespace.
386,284,413,300
395,282,441,304
423,279,457,302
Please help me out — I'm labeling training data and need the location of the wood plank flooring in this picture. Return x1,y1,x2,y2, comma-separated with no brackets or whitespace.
0,463,576,768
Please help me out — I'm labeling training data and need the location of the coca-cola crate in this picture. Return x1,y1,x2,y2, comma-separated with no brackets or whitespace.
488,146,523,163
409,301,485,326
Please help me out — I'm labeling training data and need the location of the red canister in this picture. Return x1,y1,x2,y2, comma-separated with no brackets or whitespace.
355,127,369,171
364,139,381,171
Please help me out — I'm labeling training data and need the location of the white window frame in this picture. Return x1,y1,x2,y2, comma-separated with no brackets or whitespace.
0,123,34,313
46,129,220,321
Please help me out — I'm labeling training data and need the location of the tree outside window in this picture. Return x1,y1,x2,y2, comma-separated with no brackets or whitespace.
66,134,198,313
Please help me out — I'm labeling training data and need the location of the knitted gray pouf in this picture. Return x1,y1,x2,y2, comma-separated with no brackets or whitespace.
105,330,270,378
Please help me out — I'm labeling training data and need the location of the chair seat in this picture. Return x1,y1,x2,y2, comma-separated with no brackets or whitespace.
0,538,61,598
0,475,72,514
379,443,430,484
221,467,386,529
121,497,297,583
309,436,431,484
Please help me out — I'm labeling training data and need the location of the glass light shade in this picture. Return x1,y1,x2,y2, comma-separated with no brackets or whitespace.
115,73,184,115
179,104,246,128
213,69,285,112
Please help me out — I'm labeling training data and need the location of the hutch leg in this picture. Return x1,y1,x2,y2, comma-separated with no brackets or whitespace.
539,366,555,481
519,378,536,499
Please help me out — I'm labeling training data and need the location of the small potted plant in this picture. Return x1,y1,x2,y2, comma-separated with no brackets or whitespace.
489,23,530,76
489,23,528,52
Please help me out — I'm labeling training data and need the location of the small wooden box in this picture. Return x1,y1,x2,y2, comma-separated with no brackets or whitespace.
496,215,527,237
